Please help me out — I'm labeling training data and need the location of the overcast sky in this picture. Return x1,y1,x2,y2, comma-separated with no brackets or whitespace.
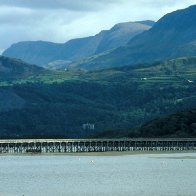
0,0,196,53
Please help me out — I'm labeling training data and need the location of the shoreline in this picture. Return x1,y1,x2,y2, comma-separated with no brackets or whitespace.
1,150,196,156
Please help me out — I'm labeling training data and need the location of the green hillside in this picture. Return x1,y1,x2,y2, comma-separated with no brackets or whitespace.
0,55,44,80
0,56,196,138
0,55,81,86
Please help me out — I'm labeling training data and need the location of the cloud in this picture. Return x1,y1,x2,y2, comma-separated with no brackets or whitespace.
0,0,119,11
0,0,196,53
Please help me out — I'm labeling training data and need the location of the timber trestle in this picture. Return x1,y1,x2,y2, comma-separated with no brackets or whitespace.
0,138,196,154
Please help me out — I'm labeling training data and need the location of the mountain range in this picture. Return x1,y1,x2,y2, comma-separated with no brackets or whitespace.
71,5,196,70
3,6,196,71
3,21,154,67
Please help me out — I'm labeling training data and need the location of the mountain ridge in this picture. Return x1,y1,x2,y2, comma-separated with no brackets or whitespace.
3,21,154,67
72,5,196,70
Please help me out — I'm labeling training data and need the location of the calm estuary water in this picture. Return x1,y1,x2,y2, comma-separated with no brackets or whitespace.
0,153,196,196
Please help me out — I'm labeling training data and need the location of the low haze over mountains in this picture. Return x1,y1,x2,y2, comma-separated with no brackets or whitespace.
3,21,154,67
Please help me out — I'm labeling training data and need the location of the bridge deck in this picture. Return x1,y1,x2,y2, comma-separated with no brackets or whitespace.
1,138,196,144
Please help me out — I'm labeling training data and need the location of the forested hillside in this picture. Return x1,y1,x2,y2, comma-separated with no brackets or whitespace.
139,109,196,137
0,56,44,80
0,56,196,138
95,109,196,138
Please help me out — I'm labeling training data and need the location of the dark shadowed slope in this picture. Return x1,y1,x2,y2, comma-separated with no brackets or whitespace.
139,109,196,138
94,108,196,138
0,56,44,80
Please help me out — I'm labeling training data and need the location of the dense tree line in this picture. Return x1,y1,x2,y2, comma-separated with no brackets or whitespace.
95,109,196,138
0,79,196,138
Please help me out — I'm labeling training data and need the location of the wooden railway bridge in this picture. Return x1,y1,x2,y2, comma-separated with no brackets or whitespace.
0,138,196,154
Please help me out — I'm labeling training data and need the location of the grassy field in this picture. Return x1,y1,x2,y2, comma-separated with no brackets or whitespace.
1,56,196,87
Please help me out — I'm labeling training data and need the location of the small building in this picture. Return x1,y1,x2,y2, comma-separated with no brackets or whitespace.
82,123,95,130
